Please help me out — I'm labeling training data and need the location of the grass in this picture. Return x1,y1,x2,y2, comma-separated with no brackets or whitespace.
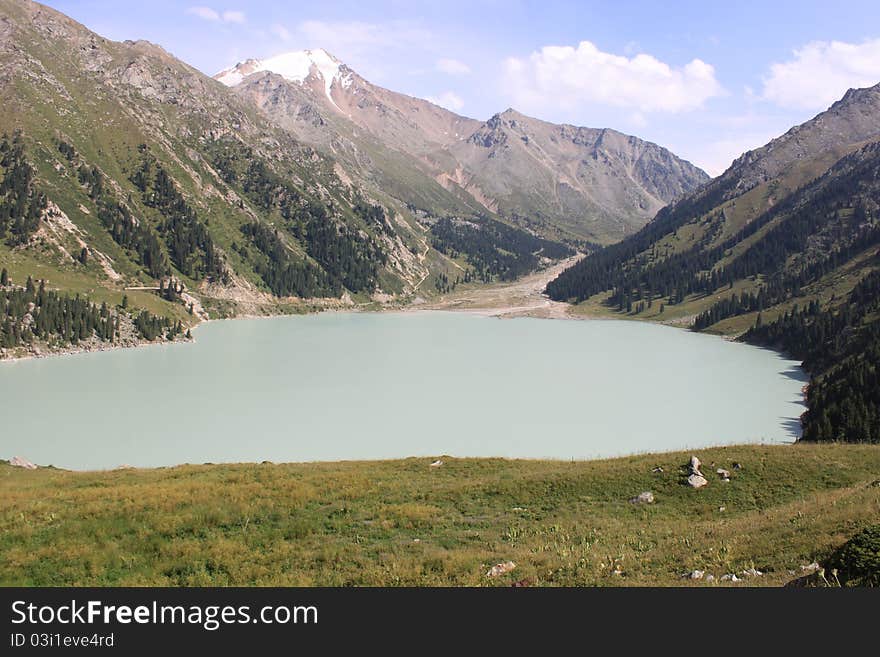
2,444,878,586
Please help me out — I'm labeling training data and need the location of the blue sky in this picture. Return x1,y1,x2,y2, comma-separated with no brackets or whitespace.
44,0,880,175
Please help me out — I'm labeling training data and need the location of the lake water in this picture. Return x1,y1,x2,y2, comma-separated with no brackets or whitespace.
0,312,807,470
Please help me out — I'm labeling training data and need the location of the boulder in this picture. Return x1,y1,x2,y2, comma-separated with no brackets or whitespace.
716,468,730,479
630,491,655,504
9,456,37,470
429,459,443,468
689,455,702,473
685,569,705,580
687,473,708,489
486,561,517,577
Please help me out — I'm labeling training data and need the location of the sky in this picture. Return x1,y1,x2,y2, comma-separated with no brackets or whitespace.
43,0,880,176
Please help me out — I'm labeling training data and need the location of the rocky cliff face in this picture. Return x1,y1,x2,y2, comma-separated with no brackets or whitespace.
440,109,709,241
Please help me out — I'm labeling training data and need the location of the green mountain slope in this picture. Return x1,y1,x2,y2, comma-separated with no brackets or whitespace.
0,0,580,359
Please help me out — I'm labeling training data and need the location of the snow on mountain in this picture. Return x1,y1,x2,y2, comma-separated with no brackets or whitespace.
215,49,352,109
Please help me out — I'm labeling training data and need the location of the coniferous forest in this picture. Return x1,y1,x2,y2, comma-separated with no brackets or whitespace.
745,269,880,443
209,138,383,296
0,133,46,246
431,215,573,282
70,143,171,280
131,147,227,283
0,272,182,350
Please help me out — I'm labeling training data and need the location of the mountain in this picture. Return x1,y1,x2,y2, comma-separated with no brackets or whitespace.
216,51,709,243
2,0,510,350
546,82,880,444
217,50,487,222
437,109,709,240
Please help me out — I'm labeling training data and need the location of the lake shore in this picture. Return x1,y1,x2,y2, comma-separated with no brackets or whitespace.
0,255,586,363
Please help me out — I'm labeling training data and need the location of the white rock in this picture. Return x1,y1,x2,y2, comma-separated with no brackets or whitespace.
429,459,443,468
689,455,702,472
486,561,517,577
721,573,740,582
685,569,705,580
630,491,655,504
705,574,715,582
716,468,731,478
741,568,763,577
801,562,820,574
9,456,37,470
687,474,708,488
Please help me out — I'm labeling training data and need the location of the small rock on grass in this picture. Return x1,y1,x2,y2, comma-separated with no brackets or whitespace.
486,561,517,577
687,473,708,488
9,456,37,470
630,491,655,504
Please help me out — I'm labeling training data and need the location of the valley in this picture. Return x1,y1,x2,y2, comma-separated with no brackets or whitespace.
418,253,584,318
0,0,878,592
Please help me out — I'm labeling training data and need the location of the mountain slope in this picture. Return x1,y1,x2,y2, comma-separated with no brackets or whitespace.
436,109,709,241
0,0,465,346
546,83,880,443
217,52,709,243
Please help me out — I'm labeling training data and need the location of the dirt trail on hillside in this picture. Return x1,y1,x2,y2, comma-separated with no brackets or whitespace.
416,254,584,319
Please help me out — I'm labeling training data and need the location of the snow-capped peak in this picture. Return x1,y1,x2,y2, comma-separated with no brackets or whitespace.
215,49,353,108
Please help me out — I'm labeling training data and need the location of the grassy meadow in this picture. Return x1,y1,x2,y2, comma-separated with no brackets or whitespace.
2,443,879,586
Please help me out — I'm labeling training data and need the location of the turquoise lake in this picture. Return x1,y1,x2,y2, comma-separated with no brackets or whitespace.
0,312,807,470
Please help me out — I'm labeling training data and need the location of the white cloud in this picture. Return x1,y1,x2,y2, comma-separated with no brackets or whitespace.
436,58,471,75
271,24,291,41
628,112,647,129
762,39,880,110
186,6,245,24
426,91,464,112
186,6,219,21
221,10,245,25
503,41,725,114
297,20,431,52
